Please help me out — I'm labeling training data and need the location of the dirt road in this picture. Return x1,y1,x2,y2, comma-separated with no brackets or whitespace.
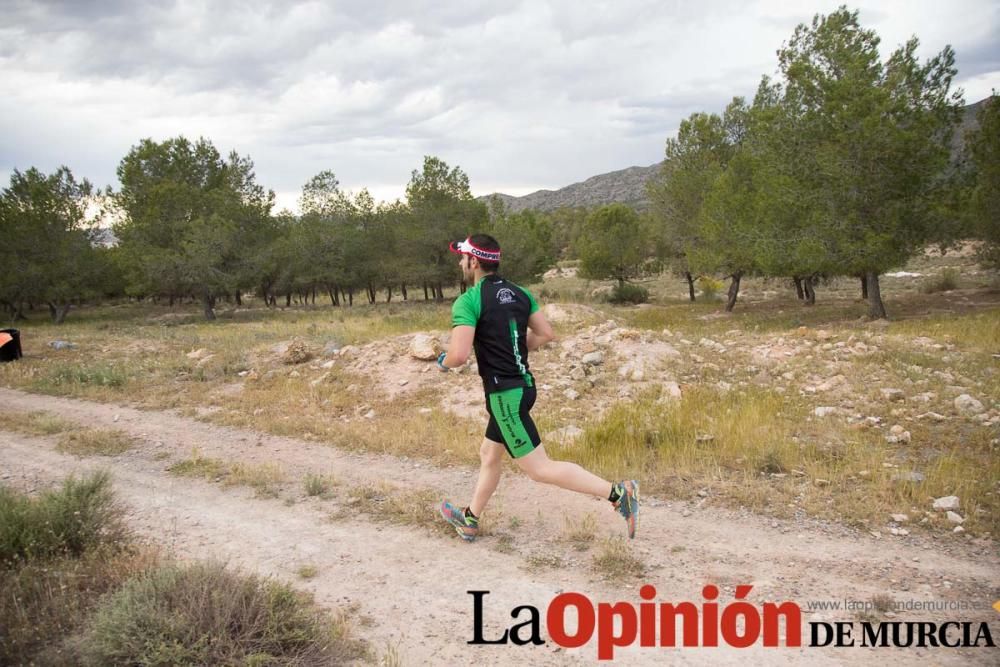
1,387,996,665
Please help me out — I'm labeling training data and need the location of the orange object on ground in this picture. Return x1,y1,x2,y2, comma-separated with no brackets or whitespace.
0,333,12,347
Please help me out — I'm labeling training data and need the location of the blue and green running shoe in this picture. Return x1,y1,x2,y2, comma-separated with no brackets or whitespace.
440,500,479,541
613,480,640,539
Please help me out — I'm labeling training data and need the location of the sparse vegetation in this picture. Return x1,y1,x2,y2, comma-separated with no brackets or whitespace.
1,474,364,665
303,473,336,497
562,513,599,550
168,451,286,497
297,563,319,579
591,537,647,580
0,410,76,436
57,428,134,457
226,462,286,498
78,561,362,666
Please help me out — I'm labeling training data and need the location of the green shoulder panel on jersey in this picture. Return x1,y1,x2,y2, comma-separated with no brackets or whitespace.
452,278,485,327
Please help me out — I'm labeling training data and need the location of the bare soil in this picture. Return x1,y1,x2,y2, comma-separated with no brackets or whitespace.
1,387,997,665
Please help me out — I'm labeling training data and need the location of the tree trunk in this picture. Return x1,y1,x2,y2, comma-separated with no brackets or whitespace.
859,275,868,300
348,289,354,307
803,277,816,306
235,292,242,306
685,272,696,302
386,286,393,303
865,272,887,319
401,284,407,301
423,283,429,300
285,293,292,307
435,283,444,301
48,302,71,324
793,276,805,300
202,293,216,320
725,272,742,312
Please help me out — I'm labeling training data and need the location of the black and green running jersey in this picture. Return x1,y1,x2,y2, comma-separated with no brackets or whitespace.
452,274,540,394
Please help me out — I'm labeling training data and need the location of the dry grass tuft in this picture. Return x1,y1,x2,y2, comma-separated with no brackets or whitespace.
562,513,599,551
591,537,647,580
0,410,77,436
56,429,134,457
303,473,336,498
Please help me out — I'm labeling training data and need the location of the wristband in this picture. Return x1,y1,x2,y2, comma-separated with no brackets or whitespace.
437,351,448,371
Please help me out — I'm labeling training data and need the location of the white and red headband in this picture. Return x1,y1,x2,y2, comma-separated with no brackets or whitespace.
449,237,501,263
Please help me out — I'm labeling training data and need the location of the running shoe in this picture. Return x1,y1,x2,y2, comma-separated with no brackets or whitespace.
613,480,640,539
440,500,479,541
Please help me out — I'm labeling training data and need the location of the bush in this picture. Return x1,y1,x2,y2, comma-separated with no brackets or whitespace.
0,471,128,565
608,283,649,304
698,276,724,301
79,561,362,666
0,549,154,666
920,267,960,293
0,473,138,666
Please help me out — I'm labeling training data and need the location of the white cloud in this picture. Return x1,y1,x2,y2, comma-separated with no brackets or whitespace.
1,0,997,212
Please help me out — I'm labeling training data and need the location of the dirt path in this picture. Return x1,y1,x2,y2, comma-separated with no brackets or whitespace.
1,387,997,665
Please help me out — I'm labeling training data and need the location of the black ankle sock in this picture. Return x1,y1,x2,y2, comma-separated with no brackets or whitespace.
464,507,478,522
608,484,622,503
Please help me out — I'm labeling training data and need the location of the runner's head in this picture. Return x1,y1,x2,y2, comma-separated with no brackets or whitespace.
449,234,501,277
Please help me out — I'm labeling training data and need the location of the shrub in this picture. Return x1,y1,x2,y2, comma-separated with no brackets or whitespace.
920,267,960,293
79,561,362,666
0,472,128,565
608,283,649,304
0,549,155,666
698,276,724,301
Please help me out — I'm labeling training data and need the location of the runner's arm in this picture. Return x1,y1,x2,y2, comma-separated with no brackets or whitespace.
526,310,555,351
442,325,475,367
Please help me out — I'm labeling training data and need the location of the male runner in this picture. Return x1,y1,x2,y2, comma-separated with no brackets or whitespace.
437,234,639,542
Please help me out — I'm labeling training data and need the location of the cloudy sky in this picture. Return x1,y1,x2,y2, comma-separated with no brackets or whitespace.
2,0,998,212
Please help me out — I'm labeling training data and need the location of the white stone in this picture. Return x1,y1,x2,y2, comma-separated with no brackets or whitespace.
945,511,964,524
954,394,985,415
564,388,580,401
932,496,960,511
953,526,965,534
408,333,440,361
581,351,604,366
890,514,909,523
889,527,909,536
813,407,839,417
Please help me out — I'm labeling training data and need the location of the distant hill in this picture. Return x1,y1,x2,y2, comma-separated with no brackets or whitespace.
479,163,662,213
482,98,991,213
